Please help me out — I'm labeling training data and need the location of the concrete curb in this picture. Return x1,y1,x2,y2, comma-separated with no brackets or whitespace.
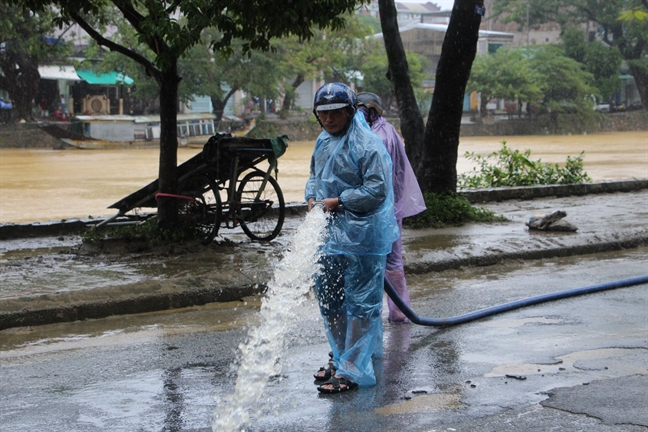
0,284,263,331
458,179,648,203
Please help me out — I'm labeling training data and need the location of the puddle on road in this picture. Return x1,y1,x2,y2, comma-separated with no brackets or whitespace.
486,347,648,378
404,232,465,250
0,249,154,298
481,317,564,328
405,248,647,319
375,393,465,415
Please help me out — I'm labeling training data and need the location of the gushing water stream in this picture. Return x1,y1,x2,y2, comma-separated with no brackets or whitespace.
212,208,328,431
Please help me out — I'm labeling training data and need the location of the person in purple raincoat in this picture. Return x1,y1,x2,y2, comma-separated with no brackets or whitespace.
357,92,426,323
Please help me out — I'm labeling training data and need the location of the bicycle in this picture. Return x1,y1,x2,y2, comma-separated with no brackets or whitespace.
99,133,289,244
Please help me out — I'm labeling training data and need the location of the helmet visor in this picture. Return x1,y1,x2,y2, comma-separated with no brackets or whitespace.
315,102,349,111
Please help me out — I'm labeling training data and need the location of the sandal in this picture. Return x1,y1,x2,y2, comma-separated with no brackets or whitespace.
317,376,358,394
313,360,336,381
313,351,336,381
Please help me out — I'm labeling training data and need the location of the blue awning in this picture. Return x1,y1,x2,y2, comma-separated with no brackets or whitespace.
76,70,134,85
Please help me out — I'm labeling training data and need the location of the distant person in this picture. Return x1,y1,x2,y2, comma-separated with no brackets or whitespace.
0,99,13,123
39,97,49,117
52,95,70,121
59,96,69,117
306,82,399,393
357,92,426,324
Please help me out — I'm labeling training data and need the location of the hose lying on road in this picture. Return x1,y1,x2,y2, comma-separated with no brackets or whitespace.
384,275,648,327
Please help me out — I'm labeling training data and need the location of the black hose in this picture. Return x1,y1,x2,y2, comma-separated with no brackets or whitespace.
384,274,648,327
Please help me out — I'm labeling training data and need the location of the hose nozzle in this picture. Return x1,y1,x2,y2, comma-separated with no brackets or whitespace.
311,201,326,212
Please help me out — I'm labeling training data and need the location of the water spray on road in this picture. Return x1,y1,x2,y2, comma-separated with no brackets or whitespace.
212,208,328,431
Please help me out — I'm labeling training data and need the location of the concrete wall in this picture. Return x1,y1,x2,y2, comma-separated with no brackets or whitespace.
456,111,648,137
2,110,646,148
88,121,135,141
250,110,648,142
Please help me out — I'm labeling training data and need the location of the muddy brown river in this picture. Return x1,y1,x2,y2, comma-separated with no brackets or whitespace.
0,131,646,223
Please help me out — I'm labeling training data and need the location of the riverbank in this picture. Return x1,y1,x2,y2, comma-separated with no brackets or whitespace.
1,110,645,147
248,110,647,141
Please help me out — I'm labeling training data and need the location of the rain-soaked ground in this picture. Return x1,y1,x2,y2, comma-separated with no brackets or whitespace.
0,184,647,430
0,248,646,432
2,189,646,301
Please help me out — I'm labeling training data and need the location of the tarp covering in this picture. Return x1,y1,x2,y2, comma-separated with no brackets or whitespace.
38,65,82,81
76,70,134,85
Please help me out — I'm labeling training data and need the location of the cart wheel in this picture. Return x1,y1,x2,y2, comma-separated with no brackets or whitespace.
236,171,285,241
177,174,222,245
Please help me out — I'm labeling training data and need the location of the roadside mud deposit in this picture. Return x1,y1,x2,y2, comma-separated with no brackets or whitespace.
0,233,287,330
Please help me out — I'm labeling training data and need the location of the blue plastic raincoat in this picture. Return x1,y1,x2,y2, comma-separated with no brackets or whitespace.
305,112,399,255
305,111,399,386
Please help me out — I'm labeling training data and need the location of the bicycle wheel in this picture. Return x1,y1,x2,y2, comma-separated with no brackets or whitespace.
236,171,285,241
177,174,222,245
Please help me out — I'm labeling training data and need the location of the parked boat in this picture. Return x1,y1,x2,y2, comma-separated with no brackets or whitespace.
59,113,220,149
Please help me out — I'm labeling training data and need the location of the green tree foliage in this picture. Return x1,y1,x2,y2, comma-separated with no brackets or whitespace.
95,23,282,125
468,44,597,115
182,33,282,127
356,12,383,33
359,46,429,114
527,44,598,114
458,141,591,188
492,0,648,110
466,47,542,116
273,13,374,116
561,27,623,102
0,4,65,121
9,0,365,227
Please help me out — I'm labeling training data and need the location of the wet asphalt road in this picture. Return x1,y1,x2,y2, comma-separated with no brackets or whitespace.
1,248,647,432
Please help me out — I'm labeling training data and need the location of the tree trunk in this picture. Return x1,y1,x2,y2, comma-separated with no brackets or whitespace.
418,0,483,194
480,95,489,117
15,61,39,122
378,0,425,165
211,96,225,129
281,74,305,114
628,62,648,111
156,63,180,228
0,52,39,122
211,87,238,131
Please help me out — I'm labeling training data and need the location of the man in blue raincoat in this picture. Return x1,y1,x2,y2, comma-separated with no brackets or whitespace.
305,82,399,393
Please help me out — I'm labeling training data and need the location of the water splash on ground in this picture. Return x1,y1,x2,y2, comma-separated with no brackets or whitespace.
212,209,328,431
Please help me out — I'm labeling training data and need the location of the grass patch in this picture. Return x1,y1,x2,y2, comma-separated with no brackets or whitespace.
404,192,507,229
